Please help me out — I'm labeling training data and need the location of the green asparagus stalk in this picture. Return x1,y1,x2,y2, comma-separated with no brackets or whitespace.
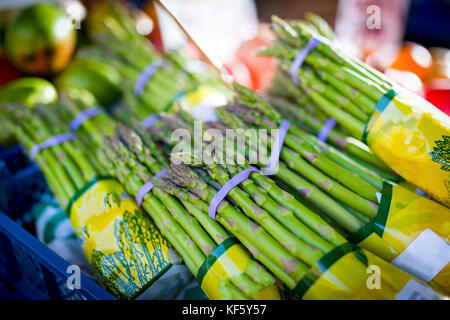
162,110,351,244
284,63,368,121
223,163,335,253
220,102,379,217
2,104,78,197
35,103,97,182
155,106,365,233
107,124,279,296
154,165,310,283
106,135,218,256
2,117,70,206
304,12,335,39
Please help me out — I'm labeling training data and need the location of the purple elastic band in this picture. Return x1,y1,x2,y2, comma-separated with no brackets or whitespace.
134,61,165,96
29,132,77,159
70,106,102,131
141,114,160,130
208,120,291,220
263,119,291,175
209,167,261,219
317,117,337,142
289,38,320,84
135,169,167,207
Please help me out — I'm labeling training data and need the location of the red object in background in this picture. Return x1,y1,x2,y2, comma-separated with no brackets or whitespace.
180,42,255,88
426,78,450,115
0,58,21,87
236,37,275,92
224,60,254,89
230,24,275,91
390,42,433,81
141,1,164,52
178,23,274,91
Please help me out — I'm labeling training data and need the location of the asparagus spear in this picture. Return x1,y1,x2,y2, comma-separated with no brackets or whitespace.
35,103,97,182
304,12,335,39
219,103,379,218
222,163,335,253
154,165,310,283
2,104,78,198
108,125,278,295
106,135,218,256
2,116,70,206
154,106,364,233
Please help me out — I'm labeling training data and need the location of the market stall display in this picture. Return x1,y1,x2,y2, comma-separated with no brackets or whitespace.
259,16,450,208
0,0,448,302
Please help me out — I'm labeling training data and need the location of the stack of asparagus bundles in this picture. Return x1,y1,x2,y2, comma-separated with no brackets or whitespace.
0,98,180,300
267,71,401,182
259,16,450,208
44,92,281,300
85,1,229,124
265,14,405,187
132,101,443,299
202,83,449,295
42,86,440,299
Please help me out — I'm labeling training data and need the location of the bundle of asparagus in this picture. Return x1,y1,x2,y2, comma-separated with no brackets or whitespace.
260,15,450,207
206,83,449,294
63,92,441,298
39,93,281,300
137,103,443,299
55,87,400,298
2,102,98,208
267,69,400,178
85,1,229,124
264,15,401,177
1,100,176,300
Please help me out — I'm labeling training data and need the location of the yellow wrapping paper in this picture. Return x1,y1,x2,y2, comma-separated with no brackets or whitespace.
67,177,173,299
364,88,450,207
348,182,450,294
294,242,443,300
164,84,227,119
196,237,280,300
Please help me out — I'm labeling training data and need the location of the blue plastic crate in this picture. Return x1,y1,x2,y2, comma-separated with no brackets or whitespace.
10,163,49,219
0,144,115,300
0,146,49,220
0,145,201,300
0,145,30,174
0,211,115,300
0,161,13,215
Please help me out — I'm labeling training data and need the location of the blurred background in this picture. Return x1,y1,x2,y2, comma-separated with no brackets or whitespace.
0,0,449,112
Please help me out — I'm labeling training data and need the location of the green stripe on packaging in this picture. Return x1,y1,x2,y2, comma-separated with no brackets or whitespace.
390,175,406,184
372,182,393,238
43,212,66,244
362,89,398,144
347,181,393,244
131,263,173,300
293,242,368,297
346,219,375,244
196,237,239,285
65,175,112,217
